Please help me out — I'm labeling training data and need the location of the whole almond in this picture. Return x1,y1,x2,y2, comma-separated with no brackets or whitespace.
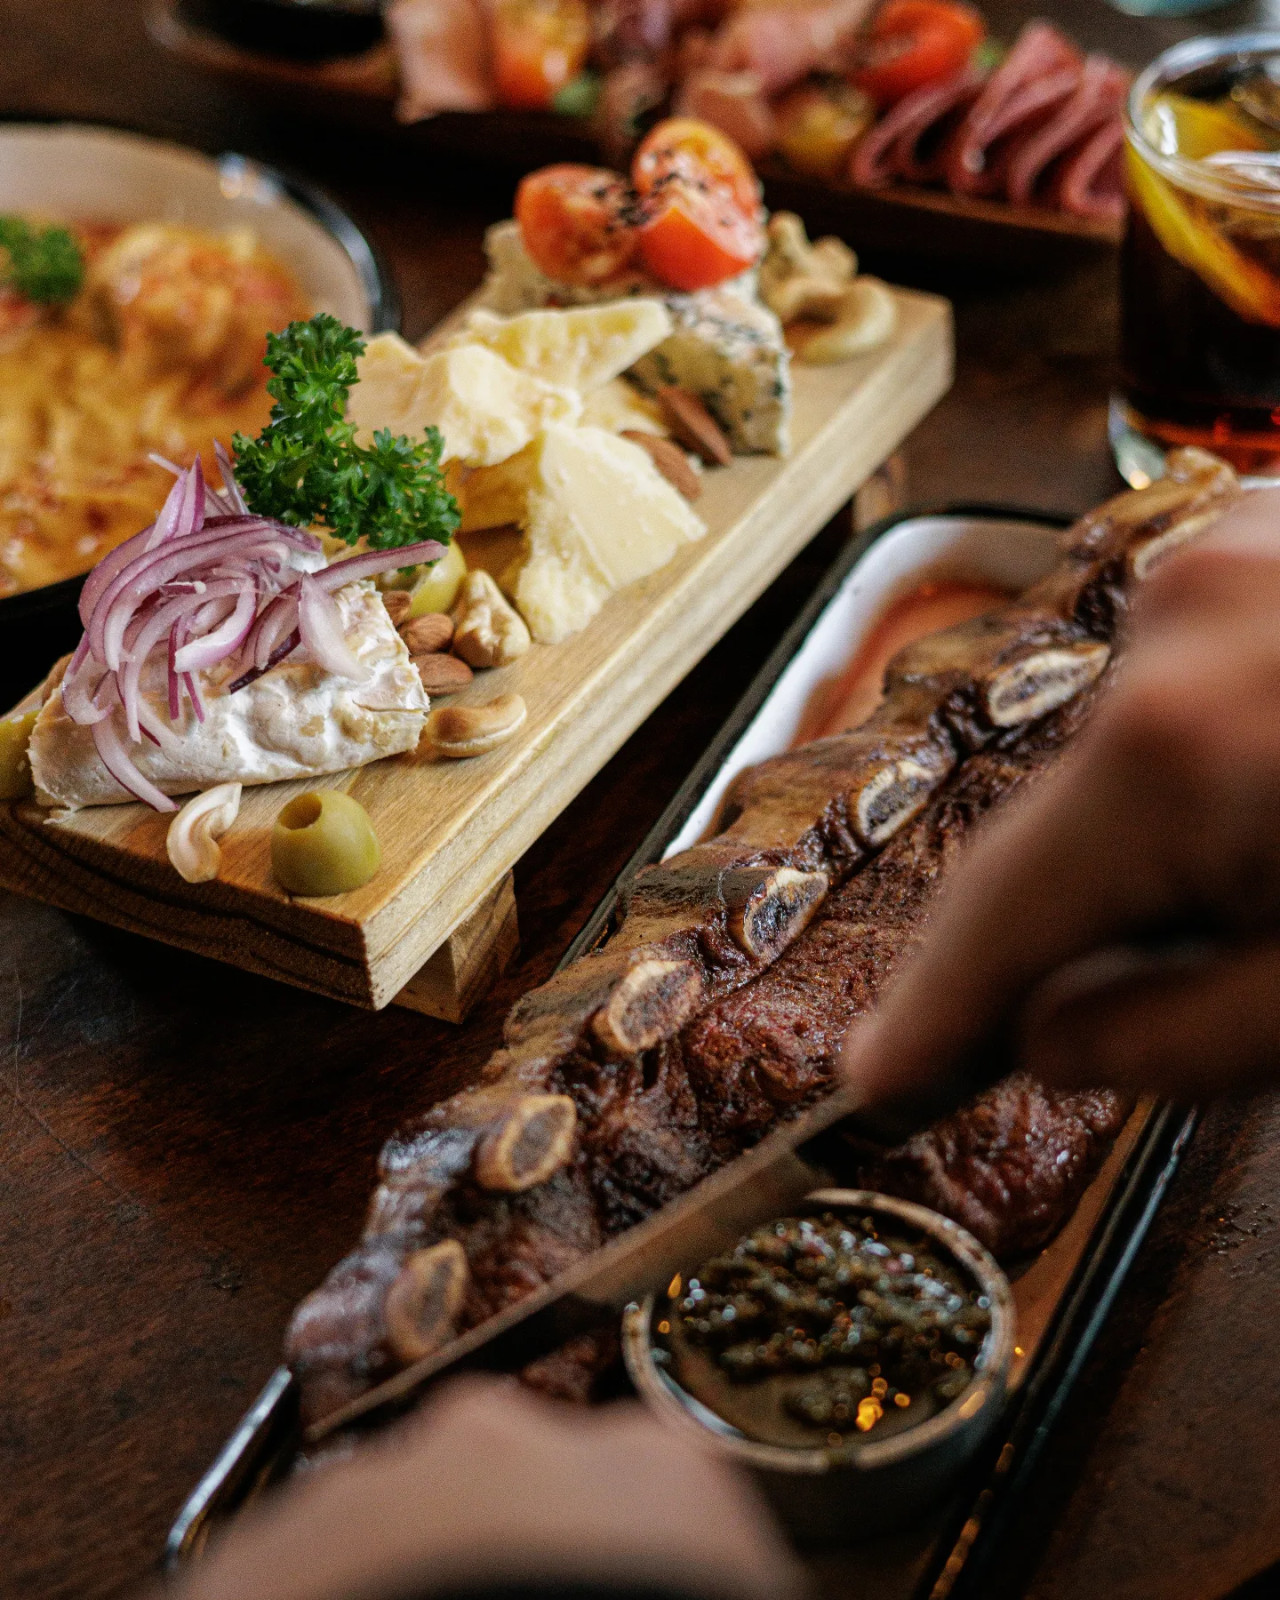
400,613,454,654
414,653,473,695
621,432,702,500
381,591,413,626
656,386,733,467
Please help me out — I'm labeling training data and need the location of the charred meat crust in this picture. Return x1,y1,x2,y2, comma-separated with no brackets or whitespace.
285,451,1238,1425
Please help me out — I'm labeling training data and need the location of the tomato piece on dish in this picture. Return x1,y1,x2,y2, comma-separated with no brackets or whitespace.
853,0,985,107
515,164,638,285
632,117,763,218
635,178,764,291
492,0,591,111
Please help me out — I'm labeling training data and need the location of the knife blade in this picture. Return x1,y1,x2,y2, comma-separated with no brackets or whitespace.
303,1069,991,1445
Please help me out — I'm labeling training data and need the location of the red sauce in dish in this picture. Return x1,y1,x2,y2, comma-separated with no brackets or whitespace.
794,580,1012,747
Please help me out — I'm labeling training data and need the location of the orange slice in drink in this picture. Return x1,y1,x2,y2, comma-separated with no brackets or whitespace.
1131,93,1280,328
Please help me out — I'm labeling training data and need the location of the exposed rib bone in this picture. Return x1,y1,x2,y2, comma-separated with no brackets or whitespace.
983,642,1111,727
384,1241,470,1363
474,1094,578,1190
591,960,703,1056
725,867,830,959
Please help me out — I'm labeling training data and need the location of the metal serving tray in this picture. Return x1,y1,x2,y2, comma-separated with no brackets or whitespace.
166,508,1197,1596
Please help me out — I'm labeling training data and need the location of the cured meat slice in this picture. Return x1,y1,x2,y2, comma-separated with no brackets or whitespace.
849,67,986,189
941,20,1082,197
1005,54,1130,207
386,0,494,122
1052,117,1127,224
674,69,778,159
707,0,875,96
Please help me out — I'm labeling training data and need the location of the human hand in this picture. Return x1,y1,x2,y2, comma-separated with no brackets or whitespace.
843,487,1280,1110
159,1377,802,1600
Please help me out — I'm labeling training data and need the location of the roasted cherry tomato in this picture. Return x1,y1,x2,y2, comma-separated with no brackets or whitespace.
853,0,985,107
492,0,591,111
635,179,764,291
774,82,877,181
631,117,762,218
514,164,637,284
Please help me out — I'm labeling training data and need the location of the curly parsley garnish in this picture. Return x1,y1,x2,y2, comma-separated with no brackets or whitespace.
0,216,84,306
232,314,459,551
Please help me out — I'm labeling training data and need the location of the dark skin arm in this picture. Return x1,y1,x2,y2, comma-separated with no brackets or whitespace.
843,488,1280,1109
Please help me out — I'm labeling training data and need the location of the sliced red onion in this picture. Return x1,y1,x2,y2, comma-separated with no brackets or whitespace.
63,457,455,810
298,574,370,683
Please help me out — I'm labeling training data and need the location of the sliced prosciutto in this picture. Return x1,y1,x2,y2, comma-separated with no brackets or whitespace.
1052,118,1127,224
387,0,494,122
941,20,1082,196
674,69,779,159
1005,54,1130,206
707,0,876,95
850,65,986,188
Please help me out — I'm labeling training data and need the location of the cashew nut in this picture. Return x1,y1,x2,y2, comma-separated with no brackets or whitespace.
166,782,242,884
451,569,531,670
759,212,857,324
799,279,898,364
426,693,528,758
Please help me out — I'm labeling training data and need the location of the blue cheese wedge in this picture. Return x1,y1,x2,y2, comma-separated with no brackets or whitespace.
30,583,428,809
478,221,791,457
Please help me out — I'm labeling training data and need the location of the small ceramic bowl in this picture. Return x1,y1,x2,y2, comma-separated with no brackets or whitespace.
622,1189,1016,1542
0,120,395,698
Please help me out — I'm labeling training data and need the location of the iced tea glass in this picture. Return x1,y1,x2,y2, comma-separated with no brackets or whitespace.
1113,33,1280,484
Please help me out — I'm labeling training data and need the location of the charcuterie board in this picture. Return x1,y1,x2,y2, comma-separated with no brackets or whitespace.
0,286,952,1018
150,1,1124,271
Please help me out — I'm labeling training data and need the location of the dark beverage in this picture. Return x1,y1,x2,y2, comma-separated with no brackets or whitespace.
1116,33,1280,480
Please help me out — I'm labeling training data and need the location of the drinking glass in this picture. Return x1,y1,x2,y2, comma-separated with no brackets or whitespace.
1112,32,1280,486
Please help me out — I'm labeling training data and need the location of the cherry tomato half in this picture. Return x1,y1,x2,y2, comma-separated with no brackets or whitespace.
492,0,590,111
514,164,637,285
631,117,763,219
635,178,764,291
853,0,985,107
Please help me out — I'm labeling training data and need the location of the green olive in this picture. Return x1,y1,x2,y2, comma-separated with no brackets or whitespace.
408,540,467,618
0,707,39,801
271,790,381,896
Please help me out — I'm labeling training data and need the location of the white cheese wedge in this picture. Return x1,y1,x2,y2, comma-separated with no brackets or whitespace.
456,301,674,393
501,423,706,643
478,221,790,456
579,377,669,437
349,332,580,468
30,583,428,809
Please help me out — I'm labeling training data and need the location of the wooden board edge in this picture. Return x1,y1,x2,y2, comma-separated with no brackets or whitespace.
392,872,519,1023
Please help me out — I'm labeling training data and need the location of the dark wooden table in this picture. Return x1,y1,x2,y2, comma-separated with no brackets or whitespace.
3,4,1279,1598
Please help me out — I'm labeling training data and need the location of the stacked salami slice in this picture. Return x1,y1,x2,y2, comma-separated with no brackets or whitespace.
851,21,1129,222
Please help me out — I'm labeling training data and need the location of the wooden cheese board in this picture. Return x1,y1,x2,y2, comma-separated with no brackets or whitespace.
0,287,952,1019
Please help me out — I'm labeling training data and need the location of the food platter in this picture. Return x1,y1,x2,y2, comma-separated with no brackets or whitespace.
0,120,396,697
163,507,1197,1594
149,0,1125,271
0,286,951,1018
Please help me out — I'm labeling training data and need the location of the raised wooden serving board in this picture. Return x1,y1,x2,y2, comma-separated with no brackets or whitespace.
0,287,952,1013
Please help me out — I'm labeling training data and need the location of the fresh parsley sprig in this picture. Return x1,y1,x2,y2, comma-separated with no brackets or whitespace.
0,216,84,306
232,314,460,551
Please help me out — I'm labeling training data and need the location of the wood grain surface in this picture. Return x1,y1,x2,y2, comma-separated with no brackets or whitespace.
0,294,950,1009
2,4,1279,1600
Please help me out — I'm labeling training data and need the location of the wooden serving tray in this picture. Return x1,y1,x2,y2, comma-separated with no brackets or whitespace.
150,0,1122,271
0,288,952,1017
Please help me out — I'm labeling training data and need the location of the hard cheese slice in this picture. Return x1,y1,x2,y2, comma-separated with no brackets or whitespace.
349,333,581,467
507,424,706,643
457,301,674,393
